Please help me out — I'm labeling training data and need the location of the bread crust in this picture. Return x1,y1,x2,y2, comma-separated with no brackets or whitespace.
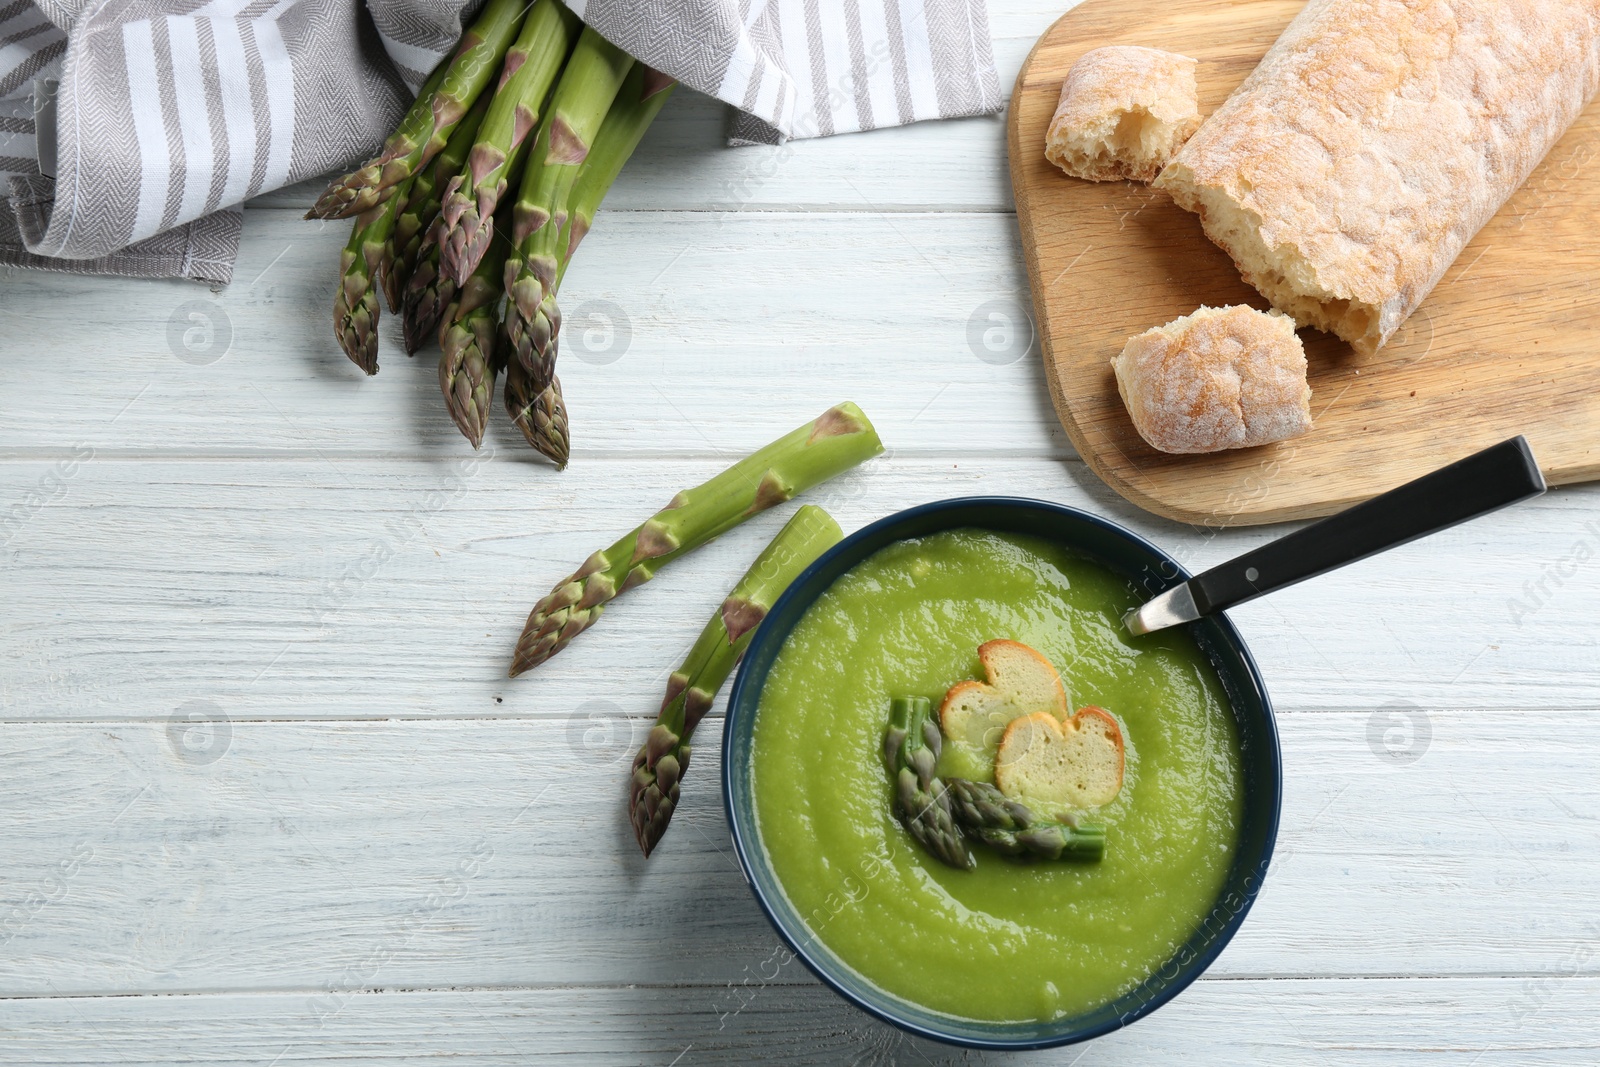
1046,46,1201,182
1153,0,1600,356
1113,304,1311,455
937,639,1068,751
975,639,1065,705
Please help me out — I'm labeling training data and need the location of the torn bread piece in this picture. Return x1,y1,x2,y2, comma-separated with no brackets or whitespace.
1112,304,1311,455
1152,0,1600,355
995,706,1125,810
1045,46,1201,183
939,640,1067,754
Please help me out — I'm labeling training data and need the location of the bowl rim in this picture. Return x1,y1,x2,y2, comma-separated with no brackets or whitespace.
721,496,1281,1050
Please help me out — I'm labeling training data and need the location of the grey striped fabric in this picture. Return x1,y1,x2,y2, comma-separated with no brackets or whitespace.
2,0,999,280
573,0,1000,145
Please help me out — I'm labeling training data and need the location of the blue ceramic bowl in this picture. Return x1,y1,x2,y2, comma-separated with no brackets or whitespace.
722,497,1282,1050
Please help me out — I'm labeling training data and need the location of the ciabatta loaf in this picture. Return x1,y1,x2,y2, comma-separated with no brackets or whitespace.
1153,0,1600,356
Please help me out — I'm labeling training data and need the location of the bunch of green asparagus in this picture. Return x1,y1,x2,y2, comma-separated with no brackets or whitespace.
311,0,675,465
883,697,975,869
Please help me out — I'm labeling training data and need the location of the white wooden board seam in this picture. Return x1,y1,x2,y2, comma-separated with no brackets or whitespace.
0,447,1080,462
2,971,1597,1004
0,705,1595,724
2,980,1593,1067
274,207,1022,220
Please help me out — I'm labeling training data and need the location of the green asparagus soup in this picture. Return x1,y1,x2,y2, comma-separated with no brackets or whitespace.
750,528,1244,1023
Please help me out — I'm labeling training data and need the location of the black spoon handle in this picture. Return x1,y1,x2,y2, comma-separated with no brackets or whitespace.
1187,436,1547,616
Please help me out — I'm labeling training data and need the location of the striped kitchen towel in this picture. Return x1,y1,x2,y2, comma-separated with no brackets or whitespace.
575,0,1003,145
3,0,1000,281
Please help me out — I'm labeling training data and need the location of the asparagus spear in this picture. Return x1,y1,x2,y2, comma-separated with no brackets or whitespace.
398,76,510,356
386,90,492,314
306,0,528,220
437,211,513,449
883,697,974,870
944,778,1106,862
401,219,455,356
556,65,676,273
509,402,882,676
631,505,843,856
504,354,571,467
505,64,677,458
503,27,634,385
438,0,581,286
333,184,410,374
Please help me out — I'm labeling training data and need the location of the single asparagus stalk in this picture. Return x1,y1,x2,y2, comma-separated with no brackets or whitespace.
556,65,676,279
506,65,677,458
883,697,973,870
401,219,455,356
333,184,410,375
503,27,634,385
498,150,546,371
439,0,581,286
504,353,571,467
386,90,492,314
333,215,381,373
509,402,883,676
631,505,843,856
306,0,528,220
944,778,1106,862
438,211,513,449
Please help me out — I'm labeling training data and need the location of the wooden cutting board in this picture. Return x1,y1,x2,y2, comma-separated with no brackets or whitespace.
1009,0,1600,526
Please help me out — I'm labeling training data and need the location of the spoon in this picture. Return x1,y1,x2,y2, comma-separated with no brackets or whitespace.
1124,436,1547,636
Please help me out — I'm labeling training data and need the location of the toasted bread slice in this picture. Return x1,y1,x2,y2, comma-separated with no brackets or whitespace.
938,640,1068,754
994,706,1125,810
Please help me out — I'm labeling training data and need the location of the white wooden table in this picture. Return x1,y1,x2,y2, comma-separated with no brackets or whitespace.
5,2,1600,1061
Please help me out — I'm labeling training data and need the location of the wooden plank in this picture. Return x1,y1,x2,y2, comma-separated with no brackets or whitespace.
0,210,1061,459
2,711,1598,996
1009,0,1600,524
2,456,1596,720
2,977,1598,1066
